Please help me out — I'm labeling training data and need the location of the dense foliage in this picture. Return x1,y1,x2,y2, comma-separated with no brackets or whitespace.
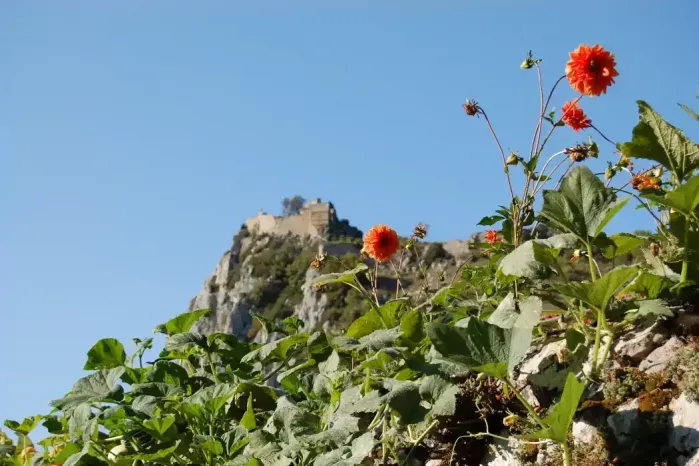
3,46,699,466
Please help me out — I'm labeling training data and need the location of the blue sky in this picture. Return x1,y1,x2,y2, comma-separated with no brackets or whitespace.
2,1,699,434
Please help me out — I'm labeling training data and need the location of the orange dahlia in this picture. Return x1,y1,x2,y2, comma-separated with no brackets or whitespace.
631,173,661,191
363,224,400,262
484,230,501,245
565,44,618,96
561,100,591,132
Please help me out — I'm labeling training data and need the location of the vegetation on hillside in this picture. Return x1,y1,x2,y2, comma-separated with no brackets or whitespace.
3,45,699,466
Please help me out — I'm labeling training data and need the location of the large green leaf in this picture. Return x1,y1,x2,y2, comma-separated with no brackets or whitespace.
240,394,257,431
310,263,368,287
346,299,404,338
602,233,645,260
540,166,625,241
498,234,577,279
622,101,699,181
400,308,425,346
526,373,584,443
643,175,699,216
555,266,639,311
51,368,125,410
154,308,212,335
487,294,542,329
185,383,236,413
142,415,178,441
382,380,426,424
625,271,673,298
419,376,459,418
3,416,42,436
241,333,308,364
83,338,126,370
426,318,531,380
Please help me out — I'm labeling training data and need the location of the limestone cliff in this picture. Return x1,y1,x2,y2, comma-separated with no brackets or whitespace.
188,200,471,340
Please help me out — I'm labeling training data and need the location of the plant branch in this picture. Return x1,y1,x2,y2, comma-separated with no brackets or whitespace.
481,110,516,200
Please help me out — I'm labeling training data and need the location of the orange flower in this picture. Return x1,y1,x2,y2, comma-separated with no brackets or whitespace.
484,230,501,245
363,224,400,262
565,44,618,96
561,100,591,132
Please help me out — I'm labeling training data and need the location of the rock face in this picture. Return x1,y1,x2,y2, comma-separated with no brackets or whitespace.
188,201,463,340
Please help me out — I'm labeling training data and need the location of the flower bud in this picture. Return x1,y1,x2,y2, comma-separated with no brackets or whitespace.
506,152,520,166
462,99,481,116
605,167,615,180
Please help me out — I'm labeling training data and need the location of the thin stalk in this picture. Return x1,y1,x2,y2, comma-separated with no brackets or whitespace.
208,354,219,384
401,420,439,465
381,415,389,465
681,216,691,284
586,242,597,282
562,440,573,466
481,110,516,200
591,308,604,375
598,331,614,371
504,379,546,428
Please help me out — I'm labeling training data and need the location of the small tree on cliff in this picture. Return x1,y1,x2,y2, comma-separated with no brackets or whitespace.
282,195,305,216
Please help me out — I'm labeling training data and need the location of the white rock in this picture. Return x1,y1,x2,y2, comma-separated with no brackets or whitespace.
639,336,684,374
517,340,581,395
480,436,519,466
607,398,641,444
614,322,667,363
572,420,600,445
669,393,699,457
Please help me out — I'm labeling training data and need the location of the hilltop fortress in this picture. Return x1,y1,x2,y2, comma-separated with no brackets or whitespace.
243,198,362,240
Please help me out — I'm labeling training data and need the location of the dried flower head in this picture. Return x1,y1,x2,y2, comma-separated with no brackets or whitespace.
561,100,592,131
564,141,597,162
649,242,661,257
631,173,661,191
565,44,619,96
363,224,400,262
462,99,481,116
413,223,428,239
506,151,520,166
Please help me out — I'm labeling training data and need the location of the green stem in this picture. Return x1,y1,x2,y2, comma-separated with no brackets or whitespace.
401,420,439,466
504,379,546,428
598,329,614,372
586,242,597,282
207,354,219,384
562,440,573,466
681,216,691,284
591,308,603,375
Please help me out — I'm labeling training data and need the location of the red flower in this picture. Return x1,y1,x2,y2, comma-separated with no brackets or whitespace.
484,230,501,245
565,44,619,96
363,225,400,262
561,100,592,132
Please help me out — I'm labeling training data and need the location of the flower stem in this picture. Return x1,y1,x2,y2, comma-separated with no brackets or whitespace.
562,440,573,466
591,308,603,375
504,379,546,428
681,215,691,284
586,242,597,282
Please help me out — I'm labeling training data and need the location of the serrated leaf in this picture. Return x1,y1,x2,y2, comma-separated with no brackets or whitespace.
356,327,401,352
499,234,577,279
164,332,208,352
346,299,404,339
241,333,308,364
310,263,369,287
637,299,674,317
185,383,236,413
154,308,212,335
382,380,426,424
526,373,584,443
142,415,177,441
555,266,639,311
3,416,42,436
193,435,224,455
540,166,624,241
602,233,645,260
625,271,673,298
83,338,126,370
419,376,459,418
488,294,542,330
427,318,531,380
478,215,505,226
51,367,125,410
400,308,424,346
622,100,699,181
643,175,699,216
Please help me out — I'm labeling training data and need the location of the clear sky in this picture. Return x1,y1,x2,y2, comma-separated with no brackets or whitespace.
2,1,699,433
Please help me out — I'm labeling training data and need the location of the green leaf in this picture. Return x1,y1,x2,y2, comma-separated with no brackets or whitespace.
625,271,673,298
526,373,584,443
3,416,42,436
241,333,308,364
487,294,542,329
185,383,236,413
555,266,639,310
478,215,505,226
643,175,699,216
53,443,82,464
400,308,425,346
499,234,577,279
83,338,126,370
382,381,426,424
356,327,401,352
565,329,586,353
164,332,208,353
602,233,645,260
142,415,178,441
594,197,630,238
427,318,531,380
419,376,459,418
622,100,699,181
147,360,189,386
133,443,180,462
51,367,125,410
346,299,404,339
637,299,674,317
310,263,368,287
540,166,623,241
154,308,212,335
193,435,224,455
240,394,257,431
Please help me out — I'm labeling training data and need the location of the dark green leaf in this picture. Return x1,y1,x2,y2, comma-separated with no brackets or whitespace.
477,215,505,226
643,175,699,216
555,266,639,311
602,233,645,260
419,376,459,418
526,373,584,443
346,299,405,338
185,383,236,413
83,338,126,370
625,271,673,299
240,394,257,431
142,415,178,441
565,329,585,353
3,416,42,436
622,100,699,181
400,308,425,346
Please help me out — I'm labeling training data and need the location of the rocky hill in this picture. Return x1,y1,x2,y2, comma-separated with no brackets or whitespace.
188,199,473,341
